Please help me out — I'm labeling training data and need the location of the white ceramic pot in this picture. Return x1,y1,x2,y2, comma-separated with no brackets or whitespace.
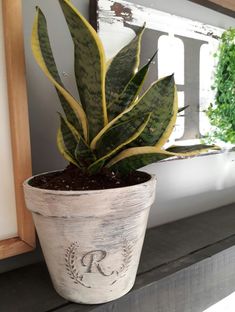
23,172,156,304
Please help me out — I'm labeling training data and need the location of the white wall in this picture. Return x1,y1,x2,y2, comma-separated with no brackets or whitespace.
145,152,235,227
22,0,235,228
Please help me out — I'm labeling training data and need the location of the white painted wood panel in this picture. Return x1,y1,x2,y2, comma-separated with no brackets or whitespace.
95,0,235,227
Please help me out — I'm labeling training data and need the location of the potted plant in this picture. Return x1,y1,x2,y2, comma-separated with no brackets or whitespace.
207,28,235,145
23,0,216,304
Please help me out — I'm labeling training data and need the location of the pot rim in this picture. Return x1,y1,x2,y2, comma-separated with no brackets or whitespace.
23,170,156,195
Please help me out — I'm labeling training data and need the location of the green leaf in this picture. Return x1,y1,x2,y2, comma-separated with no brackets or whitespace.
75,139,96,168
106,144,219,174
106,25,145,108
108,51,157,121
59,0,107,140
88,113,151,174
128,75,176,147
106,147,171,173
91,75,176,152
206,27,235,144
59,115,79,157
87,160,106,175
59,115,96,168
166,144,220,154
95,113,152,158
178,105,189,114
57,128,79,167
32,7,88,140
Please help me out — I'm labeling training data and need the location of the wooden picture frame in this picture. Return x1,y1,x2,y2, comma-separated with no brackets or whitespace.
188,0,235,18
0,0,35,260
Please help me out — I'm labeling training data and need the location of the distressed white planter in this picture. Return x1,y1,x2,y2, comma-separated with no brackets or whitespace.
23,172,156,304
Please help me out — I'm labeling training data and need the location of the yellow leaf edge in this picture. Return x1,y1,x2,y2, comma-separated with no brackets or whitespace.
90,75,174,150
106,145,218,168
155,85,178,149
62,0,108,127
31,8,88,141
88,113,152,170
57,128,79,166
59,114,81,141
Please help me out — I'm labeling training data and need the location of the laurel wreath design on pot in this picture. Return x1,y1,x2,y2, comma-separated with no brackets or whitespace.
119,239,134,274
65,242,91,288
65,240,135,287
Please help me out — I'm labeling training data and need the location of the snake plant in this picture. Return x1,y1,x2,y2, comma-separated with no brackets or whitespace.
31,0,217,175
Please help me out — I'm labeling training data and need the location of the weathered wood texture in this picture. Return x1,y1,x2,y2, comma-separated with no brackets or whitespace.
188,0,235,17
1,203,235,312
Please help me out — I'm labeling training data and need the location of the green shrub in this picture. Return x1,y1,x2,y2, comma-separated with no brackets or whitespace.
207,28,235,144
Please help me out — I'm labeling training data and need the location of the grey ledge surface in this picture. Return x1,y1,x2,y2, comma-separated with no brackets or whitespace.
1,202,235,312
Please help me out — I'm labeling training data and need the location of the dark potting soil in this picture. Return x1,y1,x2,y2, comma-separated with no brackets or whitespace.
29,165,150,191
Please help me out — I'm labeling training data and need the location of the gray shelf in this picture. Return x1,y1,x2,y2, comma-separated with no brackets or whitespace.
1,203,235,312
